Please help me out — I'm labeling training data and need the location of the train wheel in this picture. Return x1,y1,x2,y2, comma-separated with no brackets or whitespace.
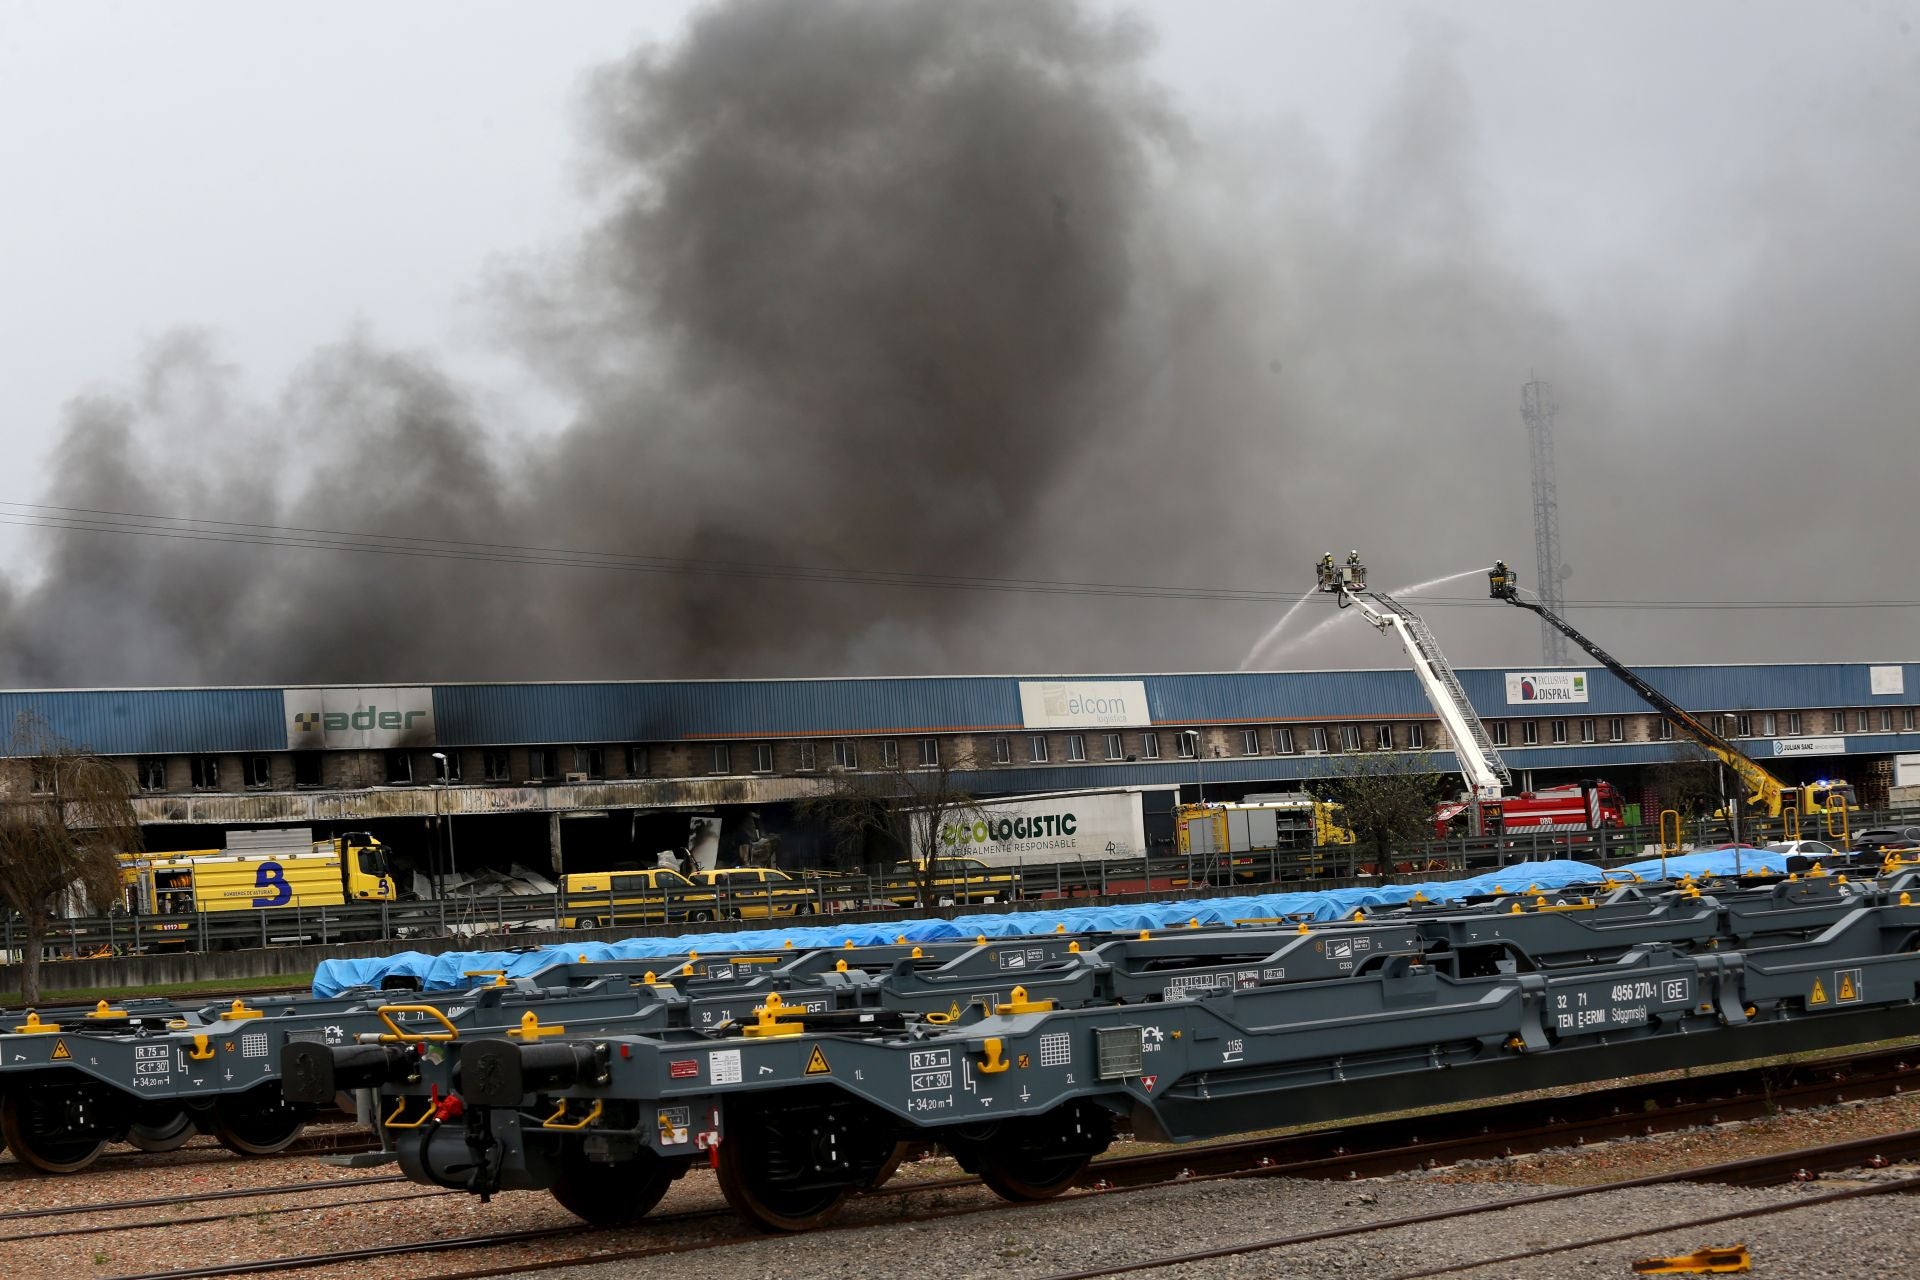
549,1145,682,1225
959,1101,1113,1203
0,1088,110,1173
865,1140,914,1190
125,1105,196,1153
715,1093,898,1232
211,1084,309,1155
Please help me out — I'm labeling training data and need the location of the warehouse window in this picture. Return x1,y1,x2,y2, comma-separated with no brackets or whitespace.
919,738,939,768
1830,709,1846,733
1273,727,1295,755
484,749,510,782
627,745,650,776
1407,724,1425,750
1760,712,1777,737
529,748,560,782
1242,729,1261,756
190,755,221,790
1175,732,1197,760
27,761,52,793
293,752,323,788
833,740,859,770
1520,722,1539,746
1736,714,1753,738
1374,724,1393,750
1657,719,1675,741
1341,725,1363,752
1879,708,1894,732
136,756,167,792
881,739,900,769
1067,734,1086,762
753,744,774,773
1028,735,1049,764
1550,720,1567,745
1580,719,1596,744
1141,732,1161,760
1489,722,1509,747
384,752,413,785
242,755,272,789
708,744,731,775
1906,709,1917,732
573,746,604,780
990,736,1011,766
1786,713,1802,736
1306,727,1327,755
1104,733,1124,760
1609,718,1625,743
795,742,815,772
434,752,462,783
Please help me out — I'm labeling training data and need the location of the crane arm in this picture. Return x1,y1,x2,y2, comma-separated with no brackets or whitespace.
1487,561,1785,818
1315,553,1511,801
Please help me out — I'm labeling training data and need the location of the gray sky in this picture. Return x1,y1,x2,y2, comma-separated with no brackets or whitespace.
0,1,1914,683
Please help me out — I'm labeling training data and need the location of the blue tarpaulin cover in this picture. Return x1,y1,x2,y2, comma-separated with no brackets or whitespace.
313,859,1626,997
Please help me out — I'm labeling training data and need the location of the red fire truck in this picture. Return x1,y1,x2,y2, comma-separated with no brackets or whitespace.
1434,779,1627,837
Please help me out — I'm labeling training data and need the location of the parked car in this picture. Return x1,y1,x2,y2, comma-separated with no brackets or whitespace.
1763,839,1843,874
1850,826,1920,856
886,857,1021,907
687,867,817,919
560,868,699,930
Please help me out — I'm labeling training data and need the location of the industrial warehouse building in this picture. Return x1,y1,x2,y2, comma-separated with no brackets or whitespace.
1,662,1916,879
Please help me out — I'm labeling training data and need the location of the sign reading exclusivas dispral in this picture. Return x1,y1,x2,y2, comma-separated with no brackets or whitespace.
1504,672,1590,705
1017,680,1148,729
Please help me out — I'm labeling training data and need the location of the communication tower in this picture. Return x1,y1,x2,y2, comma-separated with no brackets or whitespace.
1520,379,1569,665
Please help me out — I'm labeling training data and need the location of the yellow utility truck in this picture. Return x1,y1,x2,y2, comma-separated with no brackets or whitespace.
120,829,395,944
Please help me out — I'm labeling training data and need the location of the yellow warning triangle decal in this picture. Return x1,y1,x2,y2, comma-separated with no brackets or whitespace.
49,1038,70,1061
1839,973,1857,1001
1809,978,1828,1006
948,1001,962,1020
804,1044,831,1076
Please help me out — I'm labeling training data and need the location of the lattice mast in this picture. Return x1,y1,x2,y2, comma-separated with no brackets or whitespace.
1521,379,1569,665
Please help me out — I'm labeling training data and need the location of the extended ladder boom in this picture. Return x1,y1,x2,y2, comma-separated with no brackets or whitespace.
1315,554,1510,801
1487,561,1785,817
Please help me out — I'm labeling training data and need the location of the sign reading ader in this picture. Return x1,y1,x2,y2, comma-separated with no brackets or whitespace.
1018,680,1148,729
1504,672,1590,705
284,687,435,749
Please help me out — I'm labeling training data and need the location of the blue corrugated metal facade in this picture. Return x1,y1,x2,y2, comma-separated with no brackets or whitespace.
0,689,287,756
0,661,1912,755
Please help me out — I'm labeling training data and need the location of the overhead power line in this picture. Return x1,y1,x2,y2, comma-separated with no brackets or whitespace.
0,499,1914,612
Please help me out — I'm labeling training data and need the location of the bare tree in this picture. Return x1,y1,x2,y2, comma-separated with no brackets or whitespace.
1642,750,1728,842
798,748,987,908
1315,749,1450,873
0,713,143,1005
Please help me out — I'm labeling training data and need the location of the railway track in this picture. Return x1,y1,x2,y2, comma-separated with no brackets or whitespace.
34,1043,1915,1280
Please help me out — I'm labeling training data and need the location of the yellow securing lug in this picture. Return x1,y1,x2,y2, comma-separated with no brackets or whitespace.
688,951,698,960
682,964,695,976
225,999,263,1020
541,1097,606,1131
1297,922,1310,934
1492,885,1506,895
1504,1036,1525,1052
835,959,849,972
1140,930,1153,940
995,985,1056,1015
844,941,855,949
375,1004,460,1044
1510,902,1524,914
896,935,907,944
1068,941,1081,953
461,969,509,989
1410,891,1429,903
976,935,988,945
507,1010,566,1041
1630,1243,1751,1274
910,946,923,959
1055,923,1067,933
1902,892,1913,906
978,1037,1011,1074
188,1034,215,1061
1188,918,1200,929
12,1012,60,1034
741,991,805,1038
382,1095,438,1131
1810,863,1827,877
86,1001,129,1021
578,954,588,963
643,970,658,985
783,939,793,948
